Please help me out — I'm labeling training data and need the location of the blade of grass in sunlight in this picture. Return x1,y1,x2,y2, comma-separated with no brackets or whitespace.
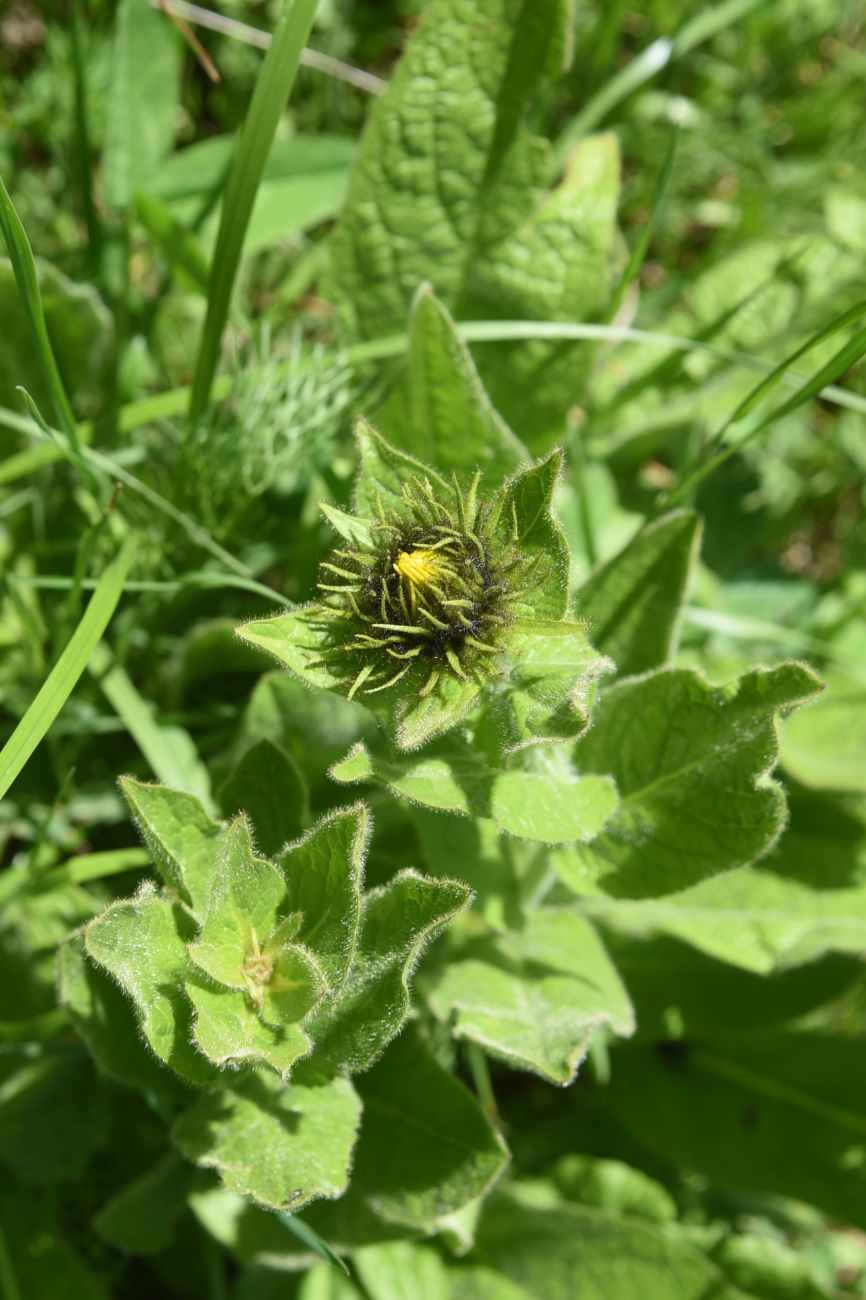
661,303,866,512
0,536,136,801
88,642,215,810
188,0,320,424
0,174,82,455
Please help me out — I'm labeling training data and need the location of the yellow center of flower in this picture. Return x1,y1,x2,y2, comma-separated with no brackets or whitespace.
393,548,443,588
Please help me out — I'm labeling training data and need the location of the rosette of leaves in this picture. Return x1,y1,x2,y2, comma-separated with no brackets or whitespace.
58,778,502,1214
238,416,611,754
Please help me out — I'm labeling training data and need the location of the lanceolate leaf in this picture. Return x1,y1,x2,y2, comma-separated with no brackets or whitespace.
429,908,634,1084
351,1029,508,1228
577,511,702,677
380,285,528,485
277,804,368,988
494,454,570,620
307,869,472,1074
557,663,822,898
119,777,223,916
173,1066,362,1211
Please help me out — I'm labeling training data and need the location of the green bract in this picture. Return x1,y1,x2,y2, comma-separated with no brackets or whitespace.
238,421,607,752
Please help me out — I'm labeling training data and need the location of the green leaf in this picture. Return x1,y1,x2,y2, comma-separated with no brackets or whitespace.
351,1029,508,1229
188,0,321,422
0,1055,110,1184
84,882,216,1084
380,285,528,484
782,673,866,793
581,792,866,974
473,1188,746,1300
119,776,223,916
327,0,619,441
495,454,570,620
0,538,135,801
353,416,451,518
553,1155,676,1223
331,739,618,845
492,620,614,752
577,511,702,677
0,178,79,444
430,908,634,1084
173,1066,362,1211
95,1155,193,1254
710,1233,833,1300
557,663,822,898
219,739,309,857
276,803,368,989
0,1179,110,1300
606,1034,866,1231
0,258,114,422
308,869,471,1074
188,816,326,1026
185,979,311,1078
102,0,181,211
57,934,182,1096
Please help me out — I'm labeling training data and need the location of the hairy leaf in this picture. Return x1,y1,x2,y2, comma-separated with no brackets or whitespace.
430,908,634,1083
352,1029,508,1227
308,869,471,1074
557,663,822,898
577,511,702,677
173,1067,362,1211
119,777,222,916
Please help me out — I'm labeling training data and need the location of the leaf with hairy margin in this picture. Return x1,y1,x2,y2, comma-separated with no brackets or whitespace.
307,869,471,1074
380,285,528,484
429,908,634,1084
83,882,216,1084
331,739,617,845
577,511,702,678
173,1065,362,1211
556,663,822,899
119,776,222,916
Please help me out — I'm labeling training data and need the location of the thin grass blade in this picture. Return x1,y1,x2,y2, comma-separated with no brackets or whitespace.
0,536,136,800
188,0,320,424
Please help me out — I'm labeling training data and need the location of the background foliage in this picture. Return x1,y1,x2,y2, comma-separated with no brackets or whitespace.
2,0,866,1297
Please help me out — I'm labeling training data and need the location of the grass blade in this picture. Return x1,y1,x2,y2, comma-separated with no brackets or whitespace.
0,173,80,452
88,642,214,810
275,1212,348,1274
0,536,136,800
188,0,320,424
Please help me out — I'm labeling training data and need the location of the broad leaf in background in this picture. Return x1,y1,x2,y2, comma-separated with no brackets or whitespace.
782,673,866,793
328,0,621,442
379,285,528,484
351,1029,508,1228
429,908,634,1084
307,869,471,1074
331,738,618,845
552,1155,676,1223
577,511,702,677
94,1155,194,1255
0,1180,109,1300
219,738,309,856
102,0,181,212
557,663,821,898
580,788,866,972
0,1054,110,1185
84,882,217,1084
606,1034,866,1231
173,1066,362,1211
